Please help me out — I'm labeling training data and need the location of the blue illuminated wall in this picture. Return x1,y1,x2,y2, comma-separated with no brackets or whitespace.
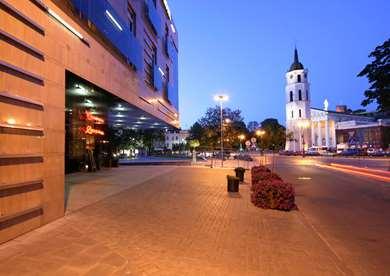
71,0,179,110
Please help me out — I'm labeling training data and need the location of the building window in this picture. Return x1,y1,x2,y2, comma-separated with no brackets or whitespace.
291,110,294,118
306,90,309,100
162,65,170,101
128,3,136,36
164,25,169,56
297,74,301,82
299,90,302,101
290,91,293,102
143,31,157,87
299,109,302,118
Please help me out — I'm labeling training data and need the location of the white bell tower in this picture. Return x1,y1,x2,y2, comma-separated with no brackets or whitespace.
285,48,311,152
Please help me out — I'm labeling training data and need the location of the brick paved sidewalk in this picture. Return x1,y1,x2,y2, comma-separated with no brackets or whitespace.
0,168,343,275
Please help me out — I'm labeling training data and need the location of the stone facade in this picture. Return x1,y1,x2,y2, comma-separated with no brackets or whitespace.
0,0,179,243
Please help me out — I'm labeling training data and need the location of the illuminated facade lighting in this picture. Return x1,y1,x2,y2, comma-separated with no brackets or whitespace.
162,0,172,20
105,10,123,31
48,8,84,40
170,23,176,33
158,67,165,76
7,118,16,125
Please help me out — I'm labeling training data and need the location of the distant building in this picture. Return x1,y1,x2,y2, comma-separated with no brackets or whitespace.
336,119,390,150
284,48,386,151
165,130,189,149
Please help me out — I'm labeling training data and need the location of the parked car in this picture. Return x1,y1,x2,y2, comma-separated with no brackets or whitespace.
279,150,295,156
371,149,386,157
340,148,359,156
306,148,320,156
236,154,253,161
366,148,376,156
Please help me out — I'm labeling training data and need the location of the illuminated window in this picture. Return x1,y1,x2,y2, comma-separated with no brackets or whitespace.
162,65,170,101
128,3,136,36
290,91,293,102
144,30,157,87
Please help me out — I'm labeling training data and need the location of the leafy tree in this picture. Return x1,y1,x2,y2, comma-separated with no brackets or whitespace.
188,122,204,141
258,118,286,150
358,38,390,113
189,106,249,150
188,139,200,149
247,121,260,132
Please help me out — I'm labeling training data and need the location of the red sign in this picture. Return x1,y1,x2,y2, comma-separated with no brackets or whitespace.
80,126,105,136
83,111,104,124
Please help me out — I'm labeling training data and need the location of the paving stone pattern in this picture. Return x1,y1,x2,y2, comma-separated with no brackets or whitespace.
0,168,343,275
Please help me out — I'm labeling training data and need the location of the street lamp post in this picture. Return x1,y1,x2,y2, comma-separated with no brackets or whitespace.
214,94,229,167
238,134,245,167
255,129,266,153
297,120,310,158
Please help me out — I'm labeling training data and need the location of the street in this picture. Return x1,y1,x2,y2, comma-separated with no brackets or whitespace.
271,155,390,275
0,158,389,275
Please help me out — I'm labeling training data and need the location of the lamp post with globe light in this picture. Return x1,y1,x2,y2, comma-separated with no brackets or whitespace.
213,94,229,167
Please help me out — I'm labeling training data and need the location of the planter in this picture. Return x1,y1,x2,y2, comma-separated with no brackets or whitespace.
227,175,240,193
234,167,245,182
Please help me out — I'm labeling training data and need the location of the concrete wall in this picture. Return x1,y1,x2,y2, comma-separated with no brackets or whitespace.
0,0,178,243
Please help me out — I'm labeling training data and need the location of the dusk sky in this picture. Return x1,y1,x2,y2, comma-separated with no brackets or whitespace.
169,0,390,129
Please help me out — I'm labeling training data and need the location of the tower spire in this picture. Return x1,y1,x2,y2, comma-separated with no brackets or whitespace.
294,47,299,63
288,47,304,72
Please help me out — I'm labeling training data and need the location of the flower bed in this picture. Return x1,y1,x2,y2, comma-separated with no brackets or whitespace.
251,172,282,189
250,166,296,211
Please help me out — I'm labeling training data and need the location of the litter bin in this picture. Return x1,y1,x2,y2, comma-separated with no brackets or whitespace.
234,167,245,182
227,175,239,192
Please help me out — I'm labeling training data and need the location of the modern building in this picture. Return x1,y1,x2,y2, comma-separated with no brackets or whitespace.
0,0,179,243
310,107,374,149
165,129,189,149
336,119,390,150
284,48,378,152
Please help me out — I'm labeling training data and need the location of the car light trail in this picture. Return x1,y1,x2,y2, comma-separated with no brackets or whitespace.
330,163,390,177
315,164,390,183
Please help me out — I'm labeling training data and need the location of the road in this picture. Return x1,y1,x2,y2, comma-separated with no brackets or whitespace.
268,155,390,275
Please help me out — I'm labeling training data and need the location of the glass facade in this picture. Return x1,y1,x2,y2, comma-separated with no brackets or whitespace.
65,72,170,174
70,0,179,109
336,126,387,149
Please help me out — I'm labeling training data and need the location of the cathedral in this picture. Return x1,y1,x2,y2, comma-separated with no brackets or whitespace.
284,48,375,152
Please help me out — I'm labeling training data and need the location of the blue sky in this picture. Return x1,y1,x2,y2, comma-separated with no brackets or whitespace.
169,0,390,129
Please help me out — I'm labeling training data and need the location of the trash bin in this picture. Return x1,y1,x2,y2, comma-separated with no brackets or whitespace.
227,175,240,192
234,167,245,182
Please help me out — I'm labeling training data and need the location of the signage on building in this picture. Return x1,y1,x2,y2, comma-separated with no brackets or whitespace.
80,126,105,136
80,111,105,124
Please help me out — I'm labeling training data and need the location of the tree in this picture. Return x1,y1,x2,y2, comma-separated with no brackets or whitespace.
189,106,249,150
258,118,286,150
188,122,204,141
247,121,260,132
188,139,200,149
358,38,390,113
